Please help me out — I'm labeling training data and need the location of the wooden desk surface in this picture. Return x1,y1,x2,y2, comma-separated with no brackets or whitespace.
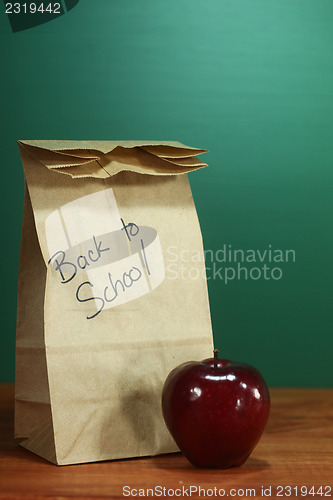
0,385,332,499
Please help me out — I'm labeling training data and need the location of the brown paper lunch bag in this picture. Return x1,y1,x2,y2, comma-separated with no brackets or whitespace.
15,140,214,465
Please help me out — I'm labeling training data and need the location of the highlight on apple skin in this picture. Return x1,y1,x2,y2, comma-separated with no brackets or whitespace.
161,350,270,469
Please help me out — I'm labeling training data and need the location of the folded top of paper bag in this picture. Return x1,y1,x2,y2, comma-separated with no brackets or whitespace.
18,140,208,179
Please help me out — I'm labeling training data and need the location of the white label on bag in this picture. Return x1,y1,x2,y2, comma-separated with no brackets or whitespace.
45,188,165,319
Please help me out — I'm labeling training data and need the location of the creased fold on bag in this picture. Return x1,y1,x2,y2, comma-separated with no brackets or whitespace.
18,140,208,179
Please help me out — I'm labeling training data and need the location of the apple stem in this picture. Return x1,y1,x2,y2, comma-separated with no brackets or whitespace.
213,348,219,369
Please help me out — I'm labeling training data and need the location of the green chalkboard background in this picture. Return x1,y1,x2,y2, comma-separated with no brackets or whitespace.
0,0,332,386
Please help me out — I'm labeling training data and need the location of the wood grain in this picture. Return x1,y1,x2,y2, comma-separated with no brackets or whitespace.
0,386,332,499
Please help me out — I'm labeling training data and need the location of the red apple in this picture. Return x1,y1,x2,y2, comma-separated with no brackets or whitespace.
162,349,270,468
